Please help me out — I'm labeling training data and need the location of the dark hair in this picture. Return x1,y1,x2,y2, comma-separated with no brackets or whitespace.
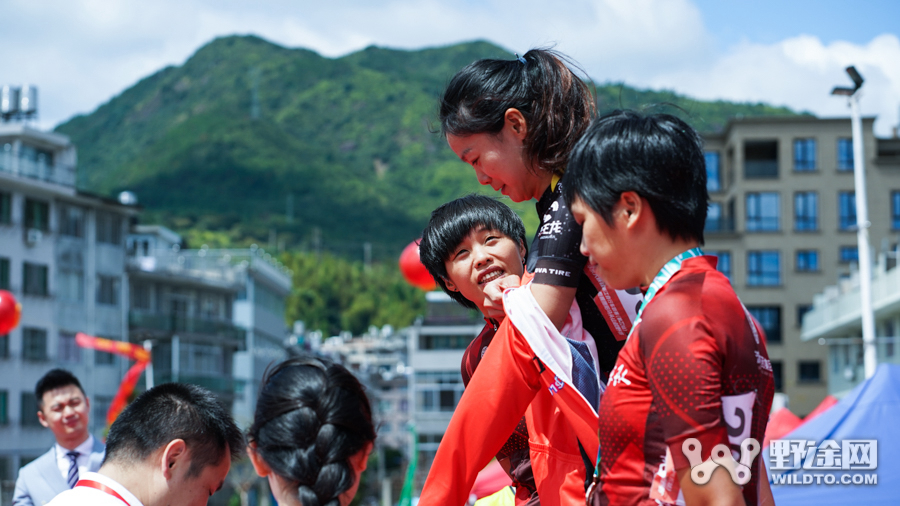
248,356,376,506
35,369,84,408
440,48,596,176
419,194,527,309
104,383,243,477
563,110,708,244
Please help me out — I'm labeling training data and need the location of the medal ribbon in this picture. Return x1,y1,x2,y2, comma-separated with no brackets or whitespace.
75,480,130,505
627,247,704,339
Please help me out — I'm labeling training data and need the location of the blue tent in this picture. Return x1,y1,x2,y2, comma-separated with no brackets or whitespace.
765,363,900,504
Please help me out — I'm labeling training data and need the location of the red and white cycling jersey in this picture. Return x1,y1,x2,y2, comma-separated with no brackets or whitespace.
594,256,774,506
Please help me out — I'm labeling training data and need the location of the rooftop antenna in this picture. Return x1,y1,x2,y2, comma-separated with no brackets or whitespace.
1,84,38,123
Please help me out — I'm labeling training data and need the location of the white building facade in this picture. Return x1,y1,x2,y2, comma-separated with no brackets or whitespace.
0,124,135,499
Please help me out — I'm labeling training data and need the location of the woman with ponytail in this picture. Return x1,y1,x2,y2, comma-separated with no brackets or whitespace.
417,50,642,506
247,357,375,506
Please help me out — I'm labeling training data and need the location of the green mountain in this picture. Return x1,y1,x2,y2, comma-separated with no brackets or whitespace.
56,36,803,259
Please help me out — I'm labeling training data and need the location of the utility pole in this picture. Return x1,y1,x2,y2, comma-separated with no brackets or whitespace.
832,66,876,379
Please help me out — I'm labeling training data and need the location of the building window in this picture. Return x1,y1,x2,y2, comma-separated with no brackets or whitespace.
97,275,120,306
58,331,81,364
23,263,48,297
22,327,48,361
0,257,9,290
746,192,779,231
839,246,859,264
705,151,721,192
180,343,225,375
20,391,39,426
794,138,817,171
706,250,732,280
798,361,821,383
796,250,819,272
839,191,856,230
892,191,900,230
0,390,7,425
706,202,723,232
744,140,778,178
24,198,49,231
96,211,122,245
797,304,813,327
748,251,780,286
838,138,854,171
747,306,781,344
794,192,818,231
58,204,85,238
419,334,475,350
771,361,783,392
0,192,10,224
132,282,152,310
0,334,8,358
416,371,465,412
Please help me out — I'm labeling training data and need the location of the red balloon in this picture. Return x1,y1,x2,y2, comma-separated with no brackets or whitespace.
399,240,436,291
0,290,21,335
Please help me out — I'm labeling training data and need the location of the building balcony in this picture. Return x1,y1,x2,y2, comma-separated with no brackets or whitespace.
129,310,246,343
0,152,76,187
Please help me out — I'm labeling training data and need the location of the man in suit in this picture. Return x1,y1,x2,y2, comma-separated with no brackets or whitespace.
13,369,105,506
47,382,243,506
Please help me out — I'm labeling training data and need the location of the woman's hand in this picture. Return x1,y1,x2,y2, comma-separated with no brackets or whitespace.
482,275,522,321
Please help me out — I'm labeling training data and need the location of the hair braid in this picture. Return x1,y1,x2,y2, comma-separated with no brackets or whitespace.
249,357,376,506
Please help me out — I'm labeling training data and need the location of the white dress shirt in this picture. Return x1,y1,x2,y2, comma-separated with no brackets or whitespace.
46,471,144,506
54,434,95,484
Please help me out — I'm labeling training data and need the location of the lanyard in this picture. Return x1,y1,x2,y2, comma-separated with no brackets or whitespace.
75,480,130,506
627,247,704,339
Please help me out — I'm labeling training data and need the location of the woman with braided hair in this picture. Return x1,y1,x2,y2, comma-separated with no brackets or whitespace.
247,356,375,506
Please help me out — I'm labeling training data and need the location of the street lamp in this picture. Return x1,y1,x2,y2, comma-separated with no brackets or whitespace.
831,66,876,379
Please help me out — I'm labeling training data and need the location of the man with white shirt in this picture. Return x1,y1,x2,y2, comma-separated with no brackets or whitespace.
13,369,105,506
47,382,243,506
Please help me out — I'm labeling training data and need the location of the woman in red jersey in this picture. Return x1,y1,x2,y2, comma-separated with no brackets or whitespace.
565,110,776,506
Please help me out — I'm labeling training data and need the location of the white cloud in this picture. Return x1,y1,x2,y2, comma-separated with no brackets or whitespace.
643,34,900,136
0,0,897,137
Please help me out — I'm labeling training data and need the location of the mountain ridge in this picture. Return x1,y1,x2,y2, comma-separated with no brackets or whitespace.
56,35,804,259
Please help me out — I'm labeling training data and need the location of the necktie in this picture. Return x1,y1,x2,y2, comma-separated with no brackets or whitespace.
66,451,80,489
567,339,599,410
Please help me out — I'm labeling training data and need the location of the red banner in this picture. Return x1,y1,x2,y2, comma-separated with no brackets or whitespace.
75,333,150,362
75,333,151,427
106,360,149,427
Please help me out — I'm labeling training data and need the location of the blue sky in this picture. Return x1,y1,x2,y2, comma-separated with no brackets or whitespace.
695,0,898,46
1,0,898,135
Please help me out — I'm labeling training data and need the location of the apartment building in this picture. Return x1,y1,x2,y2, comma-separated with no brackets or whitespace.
126,227,292,425
0,123,135,497
406,291,484,488
702,115,900,415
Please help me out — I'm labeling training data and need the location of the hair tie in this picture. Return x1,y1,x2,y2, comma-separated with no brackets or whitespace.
515,53,526,65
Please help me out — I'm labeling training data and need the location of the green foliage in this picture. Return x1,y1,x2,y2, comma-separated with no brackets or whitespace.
56,35,804,262
283,251,426,336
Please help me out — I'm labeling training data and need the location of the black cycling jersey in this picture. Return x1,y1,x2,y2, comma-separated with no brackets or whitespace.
526,179,624,374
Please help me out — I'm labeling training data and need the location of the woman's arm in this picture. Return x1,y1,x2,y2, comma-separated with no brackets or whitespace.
676,467,747,506
530,283,577,330
482,276,575,330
